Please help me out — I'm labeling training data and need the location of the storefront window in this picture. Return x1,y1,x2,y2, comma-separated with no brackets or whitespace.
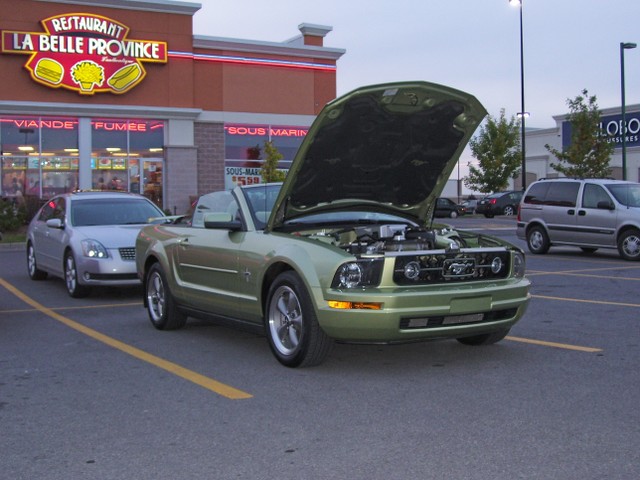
1,116,78,199
1,116,164,204
90,119,164,205
224,123,307,189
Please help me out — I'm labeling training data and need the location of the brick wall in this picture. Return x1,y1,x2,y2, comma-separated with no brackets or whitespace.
164,145,197,215
194,122,225,195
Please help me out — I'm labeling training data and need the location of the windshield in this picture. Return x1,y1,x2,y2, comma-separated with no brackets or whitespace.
606,183,640,207
71,198,164,226
243,184,282,229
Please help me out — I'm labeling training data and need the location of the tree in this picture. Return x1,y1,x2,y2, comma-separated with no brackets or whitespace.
545,89,613,178
260,140,287,182
464,109,521,193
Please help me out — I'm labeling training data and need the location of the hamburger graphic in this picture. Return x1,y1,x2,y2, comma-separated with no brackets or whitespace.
34,58,64,85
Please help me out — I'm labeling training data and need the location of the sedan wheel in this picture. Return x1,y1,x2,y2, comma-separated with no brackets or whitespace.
618,229,640,261
26,242,47,280
145,263,187,330
503,205,515,216
64,252,90,298
449,210,458,219
266,271,332,367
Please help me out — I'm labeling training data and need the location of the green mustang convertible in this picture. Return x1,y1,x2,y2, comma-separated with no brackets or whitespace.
136,81,530,367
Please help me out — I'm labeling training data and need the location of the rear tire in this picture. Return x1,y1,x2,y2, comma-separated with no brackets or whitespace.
26,242,47,280
457,328,510,346
145,262,187,330
449,211,458,219
265,271,332,367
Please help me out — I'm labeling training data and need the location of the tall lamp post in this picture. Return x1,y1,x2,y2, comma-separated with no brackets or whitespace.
620,42,636,181
510,0,527,190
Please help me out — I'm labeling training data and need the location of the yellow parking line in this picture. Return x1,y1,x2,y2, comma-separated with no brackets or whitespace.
0,302,140,315
507,336,602,353
532,294,640,308
0,278,252,400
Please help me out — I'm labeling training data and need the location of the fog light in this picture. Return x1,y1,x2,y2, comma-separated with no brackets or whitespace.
404,261,421,280
491,257,503,273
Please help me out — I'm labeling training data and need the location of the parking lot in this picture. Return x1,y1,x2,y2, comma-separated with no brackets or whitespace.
1,217,639,479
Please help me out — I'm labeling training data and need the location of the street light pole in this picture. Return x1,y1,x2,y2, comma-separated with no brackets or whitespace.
620,42,636,181
510,0,527,190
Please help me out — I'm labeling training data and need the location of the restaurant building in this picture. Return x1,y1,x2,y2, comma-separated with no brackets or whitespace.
0,0,345,213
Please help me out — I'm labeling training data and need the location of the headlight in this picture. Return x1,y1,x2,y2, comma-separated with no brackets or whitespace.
513,252,526,278
331,259,383,289
81,239,109,258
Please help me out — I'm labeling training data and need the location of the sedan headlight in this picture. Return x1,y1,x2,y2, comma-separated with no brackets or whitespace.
331,259,383,289
81,239,109,258
513,252,526,278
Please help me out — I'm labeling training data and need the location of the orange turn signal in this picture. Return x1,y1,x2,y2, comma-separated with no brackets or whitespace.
327,301,383,310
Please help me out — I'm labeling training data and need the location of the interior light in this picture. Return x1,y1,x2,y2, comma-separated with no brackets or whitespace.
18,146,34,151
64,148,79,152
106,147,121,152
149,148,163,152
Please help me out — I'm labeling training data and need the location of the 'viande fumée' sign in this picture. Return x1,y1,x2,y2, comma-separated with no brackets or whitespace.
1,13,167,95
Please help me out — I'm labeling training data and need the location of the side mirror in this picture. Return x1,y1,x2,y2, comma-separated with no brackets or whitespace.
45,218,64,229
596,200,615,211
203,213,242,231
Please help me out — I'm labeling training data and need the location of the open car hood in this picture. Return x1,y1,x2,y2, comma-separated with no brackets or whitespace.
269,81,486,229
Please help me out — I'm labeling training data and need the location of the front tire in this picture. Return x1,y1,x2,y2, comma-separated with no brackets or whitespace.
457,328,510,346
527,225,550,254
618,229,640,261
145,262,187,330
27,242,47,280
265,271,332,368
64,252,90,298
449,210,458,219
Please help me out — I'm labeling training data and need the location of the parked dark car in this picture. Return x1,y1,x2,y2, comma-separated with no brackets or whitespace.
476,190,523,218
434,197,466,218
461,198,479,214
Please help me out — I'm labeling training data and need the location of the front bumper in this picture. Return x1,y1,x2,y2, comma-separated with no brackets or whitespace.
314,278,530,343
76,248,140,286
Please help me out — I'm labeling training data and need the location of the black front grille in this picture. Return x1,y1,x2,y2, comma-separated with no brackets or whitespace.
393,250,510,285
119,247,136,261
399,308,518,329
88,273,138,281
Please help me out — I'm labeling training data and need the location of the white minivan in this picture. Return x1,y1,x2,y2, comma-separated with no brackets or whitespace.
516,178,640,260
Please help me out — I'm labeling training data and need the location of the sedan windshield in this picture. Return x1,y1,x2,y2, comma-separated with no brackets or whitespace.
606,183,640,207
72,199,164,226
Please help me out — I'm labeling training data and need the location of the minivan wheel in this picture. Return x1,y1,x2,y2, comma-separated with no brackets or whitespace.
618,229,640,261
527,226,550,254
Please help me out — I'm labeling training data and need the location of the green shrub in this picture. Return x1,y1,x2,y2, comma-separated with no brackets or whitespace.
0,198,27,232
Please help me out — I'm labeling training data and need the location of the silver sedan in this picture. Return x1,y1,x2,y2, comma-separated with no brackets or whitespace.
26,191,165,297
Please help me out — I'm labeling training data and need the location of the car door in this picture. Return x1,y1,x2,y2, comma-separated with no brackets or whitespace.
575,183,618,247
174,198,242,317
37,197,67,274
542,182,580,244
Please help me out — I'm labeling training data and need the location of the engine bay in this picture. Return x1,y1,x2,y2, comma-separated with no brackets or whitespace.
302,223,480,255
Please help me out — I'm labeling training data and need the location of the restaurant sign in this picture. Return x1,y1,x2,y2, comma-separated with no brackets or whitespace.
1,13,167,95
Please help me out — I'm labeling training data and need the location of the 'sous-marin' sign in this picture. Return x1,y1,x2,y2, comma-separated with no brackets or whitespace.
1,13,167,95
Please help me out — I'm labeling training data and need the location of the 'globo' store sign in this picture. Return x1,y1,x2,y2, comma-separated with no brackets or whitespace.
1,13,167,95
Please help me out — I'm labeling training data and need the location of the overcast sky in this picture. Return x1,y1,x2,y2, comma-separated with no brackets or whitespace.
192,0,640,130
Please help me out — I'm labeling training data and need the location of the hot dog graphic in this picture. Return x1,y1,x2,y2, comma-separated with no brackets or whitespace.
107,63,142,91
